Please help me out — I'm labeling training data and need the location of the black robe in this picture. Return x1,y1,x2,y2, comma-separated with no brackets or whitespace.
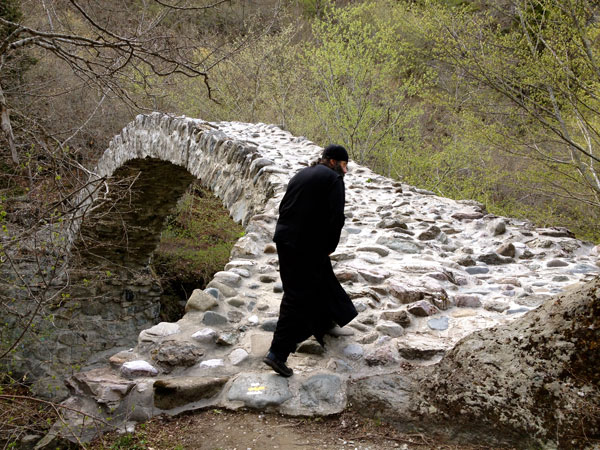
270,164,358,358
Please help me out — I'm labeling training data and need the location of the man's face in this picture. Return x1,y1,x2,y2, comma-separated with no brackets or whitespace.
329,159,348,177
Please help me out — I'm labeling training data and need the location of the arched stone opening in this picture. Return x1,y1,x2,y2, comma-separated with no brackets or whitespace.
74,157,196,273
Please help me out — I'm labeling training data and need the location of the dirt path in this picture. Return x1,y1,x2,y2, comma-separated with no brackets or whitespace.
90,409,510,450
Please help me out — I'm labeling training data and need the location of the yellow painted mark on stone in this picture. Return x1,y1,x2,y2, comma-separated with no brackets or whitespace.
247,383,266,395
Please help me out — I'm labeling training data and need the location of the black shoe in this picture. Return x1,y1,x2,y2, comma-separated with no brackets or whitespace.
263,354,293,377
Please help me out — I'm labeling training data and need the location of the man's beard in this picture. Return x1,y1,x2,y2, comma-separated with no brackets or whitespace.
332,162,345,177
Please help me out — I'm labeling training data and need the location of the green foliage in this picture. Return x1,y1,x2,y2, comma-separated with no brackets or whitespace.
425,0,600,213
0,0,37,87
167,0,600,241
152,183,244,319
108,433,147,450
0,0,22,40
301,0,435,174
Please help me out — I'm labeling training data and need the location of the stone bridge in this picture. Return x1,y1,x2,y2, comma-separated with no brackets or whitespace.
27,113,600,447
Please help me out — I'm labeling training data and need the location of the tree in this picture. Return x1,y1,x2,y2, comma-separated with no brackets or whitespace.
301,0,434,176
430,0,600,210
0,0,274,166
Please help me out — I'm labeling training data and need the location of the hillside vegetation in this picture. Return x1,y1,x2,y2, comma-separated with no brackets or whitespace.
1,0,599,242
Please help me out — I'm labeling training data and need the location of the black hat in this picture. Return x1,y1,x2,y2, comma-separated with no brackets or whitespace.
322,144,349,162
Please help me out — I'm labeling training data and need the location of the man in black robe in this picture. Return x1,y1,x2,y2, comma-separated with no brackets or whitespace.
263,145,358,377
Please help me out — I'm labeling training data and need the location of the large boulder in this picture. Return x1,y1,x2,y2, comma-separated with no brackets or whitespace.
349,276,600,448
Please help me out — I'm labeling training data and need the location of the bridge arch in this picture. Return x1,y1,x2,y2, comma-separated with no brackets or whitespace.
17,113,310,396
71,113,279,271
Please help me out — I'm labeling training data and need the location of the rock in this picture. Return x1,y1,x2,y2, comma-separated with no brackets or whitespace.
250,332,273,356
426,271,454,282
347,373,416,427
418,276,600,447
498,277,522,287
273,282,283,293
428,316,449,331
225,260,256,271
186,289,219,313
152,341,204,368
230,235,261,258
296,374,344,413
407,300,440,317
380,310,411,327
506,306,530,315
514,294,550,308
216,332,238,346
417,226,441,241
451,211,484,220
465,266,490,275
388,280,423,304
226,373,292,408
377,218,408,229
538,227,575,238
229,268,251,278
109,349,139,368
18,434,41,449
213,271,242,287
357,332,378,344
365,343,400,366
205,287,220,299
335,268,359,282
397,341,446,360
352,299,369,312
456,256,476,267
326,358,353,372
227,297,246,307
68,368,135,406
342,343,364,360
496,242,516,257
200,359,225,368
205,280,238,298
139,322,180,343
454,295,482,308
356,245,390,257
191,328,217,343
570,263,598,274
376,236,421,253
227,310,244,323
154,377,228,409
357,268,388,284
426,292,452,311
547,259,569,267
120,360,158,378
376,321,405,337
297,340,325,355
330,251,355,261
478,253,514,265
482,300,509,313
260,319,278,332
488,219,507,236
259,274,277,283
202,311,228,326
229,348,249,365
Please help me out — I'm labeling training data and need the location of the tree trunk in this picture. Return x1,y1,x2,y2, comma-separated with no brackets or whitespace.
0,80,18,164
